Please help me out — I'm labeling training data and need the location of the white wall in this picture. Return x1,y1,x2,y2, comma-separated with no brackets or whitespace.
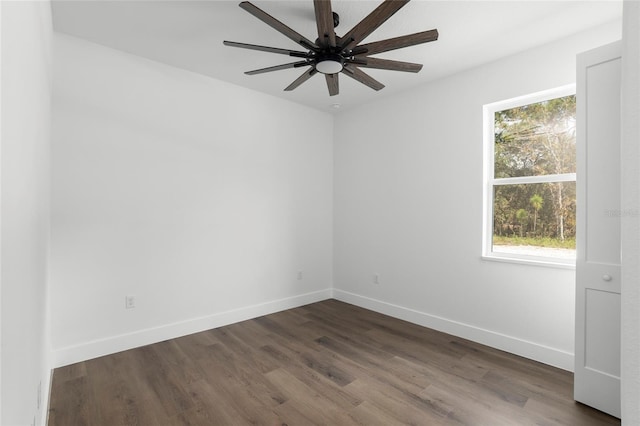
621,1,640,423
51,34,333,366
1,1,53,425
333,22,621,371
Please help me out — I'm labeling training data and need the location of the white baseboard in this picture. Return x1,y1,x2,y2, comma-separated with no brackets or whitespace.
52,288,332,368
52,288,574,372
333,289,574,372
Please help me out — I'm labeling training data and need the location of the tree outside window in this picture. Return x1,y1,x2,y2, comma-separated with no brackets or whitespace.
483,87,576,266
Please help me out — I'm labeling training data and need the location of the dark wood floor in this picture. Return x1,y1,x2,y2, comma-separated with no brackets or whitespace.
48,299,620,425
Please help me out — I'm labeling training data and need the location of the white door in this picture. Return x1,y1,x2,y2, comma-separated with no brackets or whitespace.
575,41,622,418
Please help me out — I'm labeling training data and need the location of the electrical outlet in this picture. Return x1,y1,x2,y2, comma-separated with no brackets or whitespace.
297,271,303,280
373,274,380,285
125,295,135,309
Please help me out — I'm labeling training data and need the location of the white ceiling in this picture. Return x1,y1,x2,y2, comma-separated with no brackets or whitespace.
51,0,623,112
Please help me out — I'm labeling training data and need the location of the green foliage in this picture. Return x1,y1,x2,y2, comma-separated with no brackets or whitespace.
494,95,576,178
529,194,543,211
493,235,576,250
516,208,528,237
492,95,576,243
529,193,543,233
516,208,529,221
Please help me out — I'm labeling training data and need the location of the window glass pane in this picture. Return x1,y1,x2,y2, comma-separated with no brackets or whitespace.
494,95,576,178
492,182,576,259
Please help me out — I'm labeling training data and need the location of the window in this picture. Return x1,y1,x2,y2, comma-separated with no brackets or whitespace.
483,85,576,267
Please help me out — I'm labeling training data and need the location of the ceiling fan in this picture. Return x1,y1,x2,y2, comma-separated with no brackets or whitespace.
223,0,438,96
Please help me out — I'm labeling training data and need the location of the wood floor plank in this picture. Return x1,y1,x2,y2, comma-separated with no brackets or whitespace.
129,346,195,418
171,330,220,362
259,344,364,410
183,378,252,425
345,378,448,425
271,400,322,425
265,367,361,426
421,383,527,426
48,300,621,425
455,338,574,389
312,335,434,398
47,376,95,426
153,339,204,386
347,400,414,425
398,353,538,421
367,328,489,382
524,394,621,425
223,320,275,350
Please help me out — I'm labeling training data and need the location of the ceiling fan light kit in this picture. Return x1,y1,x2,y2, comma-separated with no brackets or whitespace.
315,55,344,74
224,0,438,96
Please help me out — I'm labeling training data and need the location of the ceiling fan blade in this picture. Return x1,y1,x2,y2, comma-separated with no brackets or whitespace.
342,65,385,91
325,73,339,96
340,0,409,51
349,57,423,73
355,29,439,56
314,0,336,48
224,41,311,58
284,68,319,91
239,1,319,51
245,61,310,75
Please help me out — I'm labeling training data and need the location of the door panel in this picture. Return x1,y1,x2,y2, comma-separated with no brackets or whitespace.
584,58,622,265
585,289,621,376
575,41,622,419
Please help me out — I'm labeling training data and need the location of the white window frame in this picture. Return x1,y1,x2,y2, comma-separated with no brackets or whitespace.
482,84,576,268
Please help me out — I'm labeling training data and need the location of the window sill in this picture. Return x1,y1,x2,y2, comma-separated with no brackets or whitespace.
482,253,576,270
